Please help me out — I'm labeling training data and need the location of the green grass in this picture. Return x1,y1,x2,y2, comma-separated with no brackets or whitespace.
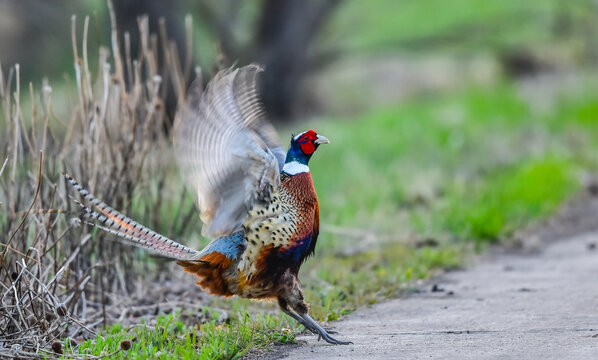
310,80,597,242
66,311,296,360
439,159,577,244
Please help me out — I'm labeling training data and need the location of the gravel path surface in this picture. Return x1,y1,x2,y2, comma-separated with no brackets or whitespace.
276,232,598,359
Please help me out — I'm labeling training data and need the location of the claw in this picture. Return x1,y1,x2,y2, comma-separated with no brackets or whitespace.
300,313,352,345
280,307,351,345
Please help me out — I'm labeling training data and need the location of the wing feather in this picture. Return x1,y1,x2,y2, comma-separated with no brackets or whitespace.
174,65,284,237
232,67,286,168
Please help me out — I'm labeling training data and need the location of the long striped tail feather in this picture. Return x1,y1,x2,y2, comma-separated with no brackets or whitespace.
64,173,201,260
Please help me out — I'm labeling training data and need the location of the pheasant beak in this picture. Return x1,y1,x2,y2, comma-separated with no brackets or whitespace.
314,134,330,145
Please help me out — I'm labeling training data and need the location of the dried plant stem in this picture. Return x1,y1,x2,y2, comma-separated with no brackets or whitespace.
107,0,125,86
4,152,43,256
0,3,198,356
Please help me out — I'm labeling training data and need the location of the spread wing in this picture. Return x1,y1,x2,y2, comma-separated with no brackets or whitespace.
174,65,286,237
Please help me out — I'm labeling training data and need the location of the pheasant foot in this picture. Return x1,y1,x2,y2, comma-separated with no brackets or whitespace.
300,313,352,345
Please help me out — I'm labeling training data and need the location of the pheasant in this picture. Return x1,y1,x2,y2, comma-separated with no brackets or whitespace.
65,65,350,345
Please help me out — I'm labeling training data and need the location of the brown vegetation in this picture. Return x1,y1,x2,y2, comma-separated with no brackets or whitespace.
0,8,199,358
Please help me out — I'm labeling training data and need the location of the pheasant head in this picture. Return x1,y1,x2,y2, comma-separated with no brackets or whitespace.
282,129,330,175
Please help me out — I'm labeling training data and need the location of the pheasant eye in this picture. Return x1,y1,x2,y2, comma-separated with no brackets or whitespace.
303,136,309,141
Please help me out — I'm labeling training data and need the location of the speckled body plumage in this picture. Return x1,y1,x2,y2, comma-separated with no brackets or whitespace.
179,172,319,299
67,65,350,345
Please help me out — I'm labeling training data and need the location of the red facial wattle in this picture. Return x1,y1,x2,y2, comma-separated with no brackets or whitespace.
300,140,315,154
298,130,318,154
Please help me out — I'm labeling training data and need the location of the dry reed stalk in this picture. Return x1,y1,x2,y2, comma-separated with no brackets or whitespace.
0,2,203,357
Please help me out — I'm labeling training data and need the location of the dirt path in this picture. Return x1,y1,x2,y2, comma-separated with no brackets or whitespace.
274,231,598,359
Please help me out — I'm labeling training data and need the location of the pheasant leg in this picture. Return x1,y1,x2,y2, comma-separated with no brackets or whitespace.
280,307,318,333
279,271,351,345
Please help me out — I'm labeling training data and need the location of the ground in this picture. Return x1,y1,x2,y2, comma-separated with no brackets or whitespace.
261,193,598,359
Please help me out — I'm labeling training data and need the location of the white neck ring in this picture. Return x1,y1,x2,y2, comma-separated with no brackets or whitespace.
282,161,310,175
